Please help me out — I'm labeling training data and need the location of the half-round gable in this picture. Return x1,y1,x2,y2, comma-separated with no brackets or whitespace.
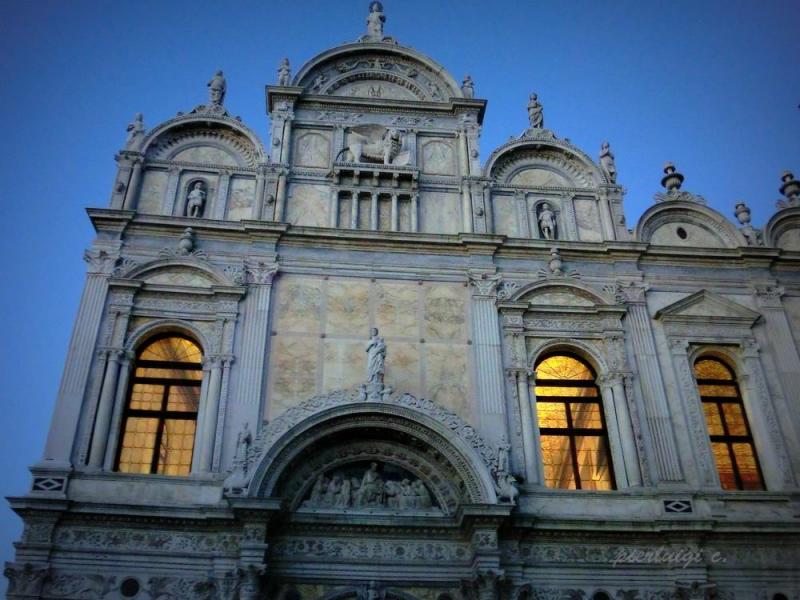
635,201,744,248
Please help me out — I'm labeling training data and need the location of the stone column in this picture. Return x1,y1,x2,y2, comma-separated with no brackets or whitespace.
103,351,133,471
192,359,213,474
753,285,800,471
458,129,470,176
411,193,419,232
88,349,123,468
609,373,642,486
351,192,359,229
275,171,287,222
110,156,134,209
509,369,538,484
197,355,223,472
597,376,628,488
482,183,494,233
252,167,266,220
231,262,279,446
280,116,294,163
391,193,399,231
370,191,379,230
461,183,474,233
598,191,616,240
329,189,339,227
740,339,796,490
42,248,117,466
620,284,683,482
468,273,507,438
162,166,181,216
122,157,143,210
213,171,231,220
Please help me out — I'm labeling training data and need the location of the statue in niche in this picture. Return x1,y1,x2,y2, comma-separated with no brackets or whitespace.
277,58,291,86
125,112,145,149
538,202,556,239
497,437,511,474
186,181,207,218
527,93,544,129
599,141,617,183
207,70,227,106
366,1,386,40
461,75,475,99
366,328,387,385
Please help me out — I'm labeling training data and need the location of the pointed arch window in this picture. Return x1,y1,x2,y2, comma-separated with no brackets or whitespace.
693,357,764,490
534,354,615,490
115,335,203,476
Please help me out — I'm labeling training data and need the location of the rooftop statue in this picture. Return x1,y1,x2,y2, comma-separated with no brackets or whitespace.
277,58,291,86
124,112,145,150
461,75,475,99
527,93,544,129
359,1,395,43
208,69,227,106
599,141,617,184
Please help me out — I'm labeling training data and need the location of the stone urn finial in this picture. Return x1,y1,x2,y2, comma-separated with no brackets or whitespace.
734,201,751,225
548,247,564,275
780,171,799,202
661,162,684,192
178,227,196,255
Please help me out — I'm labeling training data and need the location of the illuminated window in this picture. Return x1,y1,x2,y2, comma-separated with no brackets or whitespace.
534,354,615,490
115,335,203,476
693,357,764,490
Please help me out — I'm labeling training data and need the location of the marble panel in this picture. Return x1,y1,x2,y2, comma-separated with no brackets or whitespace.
269,335,319,416
398,197,412,231
425,342,470,419
527,291,594,307
420,139,456,175
358,196,372,229
138,169,168,214
419,192,461,234
776,229,800,250
574,197,603,242
322,339,364,393
650,222,724,247
378,197,392,231
326,280,370,335
286,183,329,228
143,268,214,288
375,282,419,337
172,146,238,166
424,284,467,341
274,276,323,334
226,176,255,221
385,341,421,398
780,297,800,349
492,195,519,237
338,196,352,228
510,168,569,187
294,131,331,168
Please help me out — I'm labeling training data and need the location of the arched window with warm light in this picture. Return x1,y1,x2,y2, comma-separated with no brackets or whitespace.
693,357,764,490
534,353,615,490
115,335,203,476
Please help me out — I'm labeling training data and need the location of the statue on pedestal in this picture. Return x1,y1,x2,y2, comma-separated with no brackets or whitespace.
461,75,475,99
277,58,291,86
208,70,227,106
366,328,386,385
125,113,145,149
366,2,386,40
527,93,543,129
599,141,617,184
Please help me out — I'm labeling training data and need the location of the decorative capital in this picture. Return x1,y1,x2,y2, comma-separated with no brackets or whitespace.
668,337,690,355
615,281,649,304
83,248,118,275
468,271,502,297
245,260,279,285
753,284,784,307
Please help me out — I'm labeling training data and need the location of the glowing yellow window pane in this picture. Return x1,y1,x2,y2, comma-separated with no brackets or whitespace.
118,417,158,473
721,403,748,436
129,383,164,411
574,436,613,490
694,359,733,380
732,443,763,490
537,402,568,428
570,403,603,430
166,386,201,412
135,366,203,380
535,385,598,398
536,355,594,381
698,384,738,398
711,442,737,490
702,403,724,436
156,419,196,476
540,435,576,489
139,337,202,363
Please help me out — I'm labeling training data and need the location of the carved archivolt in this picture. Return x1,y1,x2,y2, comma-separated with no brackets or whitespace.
243,389,499,505
486,142,602,189
146,125,260,168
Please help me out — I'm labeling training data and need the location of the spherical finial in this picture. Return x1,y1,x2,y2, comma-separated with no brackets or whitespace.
661,162,684,192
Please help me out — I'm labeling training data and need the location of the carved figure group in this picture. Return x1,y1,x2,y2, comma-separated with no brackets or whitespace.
303,463,436,511
599,141,617,183
538,202,556,239
527,93,543,129
186,181,207,218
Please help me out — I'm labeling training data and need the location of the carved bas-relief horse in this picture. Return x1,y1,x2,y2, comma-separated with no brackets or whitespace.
336,124,410,166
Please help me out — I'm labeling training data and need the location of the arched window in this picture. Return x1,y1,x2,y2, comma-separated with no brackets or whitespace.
693,357,764,490
115,335,203,476
534,354,615,490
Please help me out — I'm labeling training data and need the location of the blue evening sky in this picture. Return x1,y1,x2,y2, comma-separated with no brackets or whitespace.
0,0,798,580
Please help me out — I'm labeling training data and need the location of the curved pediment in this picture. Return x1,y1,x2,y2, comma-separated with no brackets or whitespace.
119,258,242,288
294,44,462,103
635,201,744,249
765,206,800,250
485,140,604,189
511,280,612,307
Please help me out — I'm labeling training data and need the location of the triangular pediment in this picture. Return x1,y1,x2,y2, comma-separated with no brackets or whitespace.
655,290,761,326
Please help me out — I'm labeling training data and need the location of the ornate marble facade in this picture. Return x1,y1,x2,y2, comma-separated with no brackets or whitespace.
7,4,800,599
